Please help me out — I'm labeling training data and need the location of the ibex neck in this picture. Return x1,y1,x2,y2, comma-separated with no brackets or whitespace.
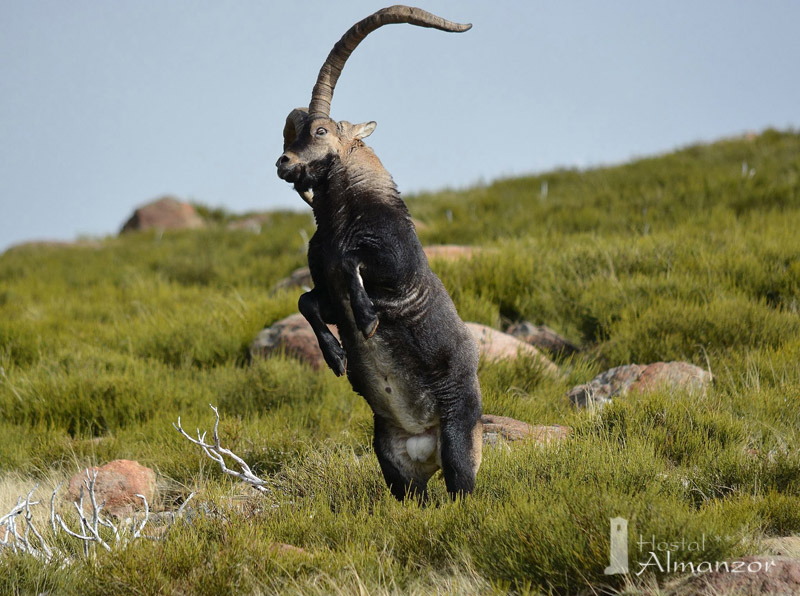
312,146,403,222
336,145,397,197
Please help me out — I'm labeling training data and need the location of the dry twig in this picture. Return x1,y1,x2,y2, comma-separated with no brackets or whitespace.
1,470,193,564
173,404,269,493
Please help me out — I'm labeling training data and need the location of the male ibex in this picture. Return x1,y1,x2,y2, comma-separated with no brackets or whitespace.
276,5,481,501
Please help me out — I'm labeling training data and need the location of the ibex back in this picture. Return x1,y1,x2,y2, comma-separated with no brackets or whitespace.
276,5,481,501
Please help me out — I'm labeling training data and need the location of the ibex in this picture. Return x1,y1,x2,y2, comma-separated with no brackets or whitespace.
276,5,481,501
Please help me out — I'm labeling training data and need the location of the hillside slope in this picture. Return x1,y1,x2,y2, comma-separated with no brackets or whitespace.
1,129,799,595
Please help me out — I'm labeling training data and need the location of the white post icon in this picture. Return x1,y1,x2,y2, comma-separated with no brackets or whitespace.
604,517,629,575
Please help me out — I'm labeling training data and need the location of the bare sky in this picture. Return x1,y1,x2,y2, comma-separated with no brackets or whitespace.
1,1,798,251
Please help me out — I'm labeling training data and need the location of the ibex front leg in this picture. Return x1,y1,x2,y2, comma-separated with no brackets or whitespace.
341,256,379,339
298,289,347,376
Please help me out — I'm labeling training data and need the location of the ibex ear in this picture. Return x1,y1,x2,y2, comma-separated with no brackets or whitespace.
353,121,377,140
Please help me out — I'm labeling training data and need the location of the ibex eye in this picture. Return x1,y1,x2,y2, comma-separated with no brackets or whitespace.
315,127,327,136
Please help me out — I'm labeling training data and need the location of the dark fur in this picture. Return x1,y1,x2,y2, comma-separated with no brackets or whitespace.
277,117,482,501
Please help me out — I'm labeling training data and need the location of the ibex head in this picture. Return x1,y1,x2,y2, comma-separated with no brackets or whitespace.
276,108,377,205
275,5,471,206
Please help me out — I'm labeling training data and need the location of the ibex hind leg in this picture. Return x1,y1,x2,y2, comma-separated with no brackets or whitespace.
373,419,429,502
439,394,483,500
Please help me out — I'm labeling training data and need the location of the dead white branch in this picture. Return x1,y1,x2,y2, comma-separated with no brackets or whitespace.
173,404,269,493
0,487,53,562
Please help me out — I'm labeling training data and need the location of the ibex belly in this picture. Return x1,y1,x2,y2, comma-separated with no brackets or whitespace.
347,327,441,468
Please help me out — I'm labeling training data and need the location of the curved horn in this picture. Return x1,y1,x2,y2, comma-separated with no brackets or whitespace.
283,108,308,151
308,5,471,119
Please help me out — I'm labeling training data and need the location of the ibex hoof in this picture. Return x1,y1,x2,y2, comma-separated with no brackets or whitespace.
321,341,347,376
332,356,346,377
362,317,379,339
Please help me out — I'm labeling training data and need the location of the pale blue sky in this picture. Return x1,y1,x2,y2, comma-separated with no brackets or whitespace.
1,1,798,251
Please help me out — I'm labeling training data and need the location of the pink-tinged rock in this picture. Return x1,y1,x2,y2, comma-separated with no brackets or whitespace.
67,460,155,518
506,321,580,358
271,267,313,293
120,196,205,233
634,361,713,393
481,414,571,447
250,313,337,370
466,323,561,377
668,556,800,596
568,361,713,408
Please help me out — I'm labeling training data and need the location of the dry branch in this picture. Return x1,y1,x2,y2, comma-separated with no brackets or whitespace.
173,404,270,494
1,469,194,564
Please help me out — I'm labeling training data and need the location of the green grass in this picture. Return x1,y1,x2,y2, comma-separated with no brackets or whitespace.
1,129,799,595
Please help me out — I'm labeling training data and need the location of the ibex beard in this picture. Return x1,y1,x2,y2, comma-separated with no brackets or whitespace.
276,5,481,502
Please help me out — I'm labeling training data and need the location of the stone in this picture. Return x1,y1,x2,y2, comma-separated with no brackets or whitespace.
120,196,205,233
634,361,713,393
465,323,561,377
568,361,713,408
668,556,800,596
250,313,337,370
506,321,580,358
66,460,156,518
271,267,314,293
481,414,571,448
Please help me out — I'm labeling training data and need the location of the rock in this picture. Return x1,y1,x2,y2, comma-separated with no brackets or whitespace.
271,267,313,293
466,323,561,377
120,196,205,234
568,361,713,408
481,414,571,447
67,460,156,518
668,556,800,596
568,364,645,408
423,245,479,261
250,313,337,370
635,361,713,393
506,321,580,358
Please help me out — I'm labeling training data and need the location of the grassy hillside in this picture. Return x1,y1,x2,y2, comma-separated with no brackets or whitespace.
1,129,799,594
